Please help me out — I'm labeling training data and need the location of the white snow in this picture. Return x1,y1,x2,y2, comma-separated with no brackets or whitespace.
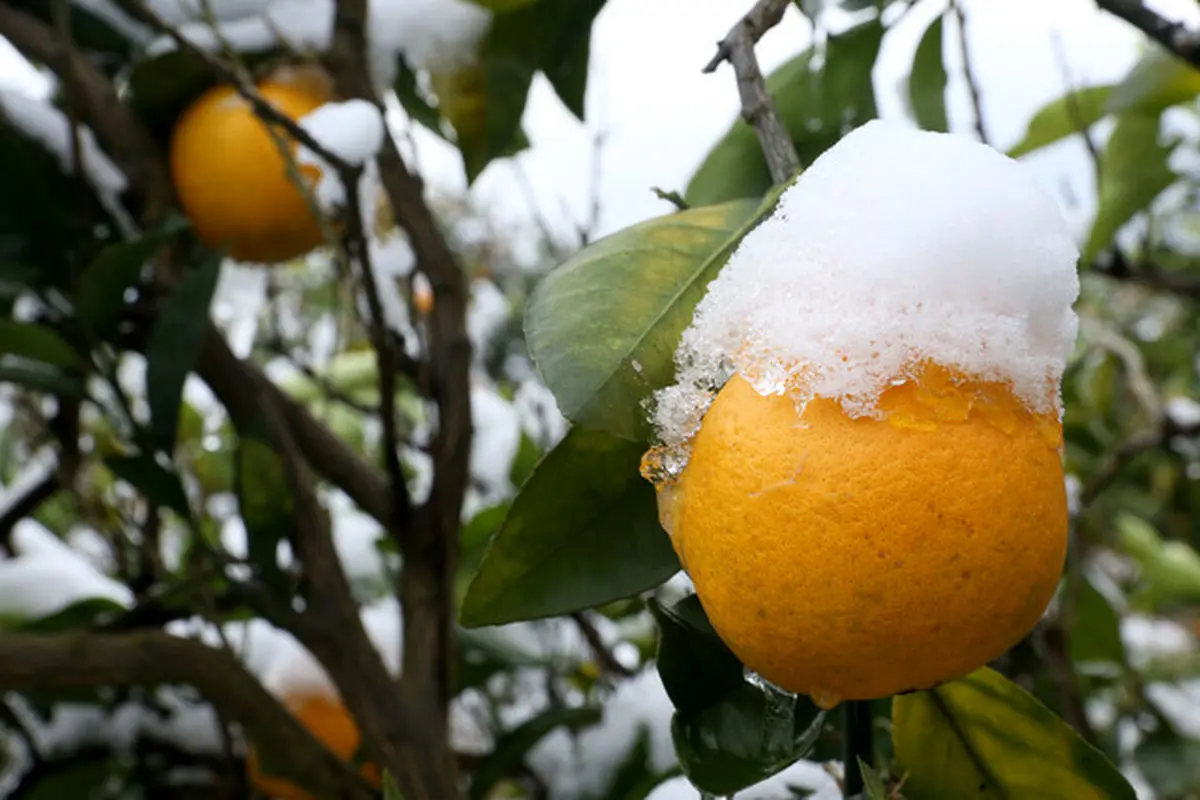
145,0,492,88
296,100,387,215
1166,395,1200,429
652,120,1081,465
0,520,132,621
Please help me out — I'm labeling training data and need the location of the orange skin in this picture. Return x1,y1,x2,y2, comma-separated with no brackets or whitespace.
653,365,1068,707
246,693,379,799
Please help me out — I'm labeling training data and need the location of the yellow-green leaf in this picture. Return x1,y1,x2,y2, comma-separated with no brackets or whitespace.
525,196,769,442
893,667,1136,799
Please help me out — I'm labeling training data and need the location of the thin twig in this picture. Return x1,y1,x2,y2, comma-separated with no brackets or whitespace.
1096,0,1200,68
704,0,800,183
113,0,351,173
570,612,636,678
1050,31,1101,181
951,0,987,144
342,165,413,534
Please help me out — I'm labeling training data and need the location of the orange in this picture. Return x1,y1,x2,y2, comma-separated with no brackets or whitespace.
246,692,379,799
646,363,1068,708
169,81,329,264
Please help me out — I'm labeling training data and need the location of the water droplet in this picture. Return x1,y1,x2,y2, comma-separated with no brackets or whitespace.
746,669,798,757
811,688,842,710
631,359,644,374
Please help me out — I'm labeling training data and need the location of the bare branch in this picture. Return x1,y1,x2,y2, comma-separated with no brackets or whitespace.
328,0,471,729
570,612,636,678
951,0,988,144
704,0,800,183
1097,0,1200,68
341,165,413,533
0,630,375,799
1092,249,1200,301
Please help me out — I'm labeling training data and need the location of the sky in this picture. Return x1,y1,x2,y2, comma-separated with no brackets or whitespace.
0,0,1195,254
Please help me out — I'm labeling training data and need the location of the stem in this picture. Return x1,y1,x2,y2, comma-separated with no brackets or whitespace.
842,700,874,798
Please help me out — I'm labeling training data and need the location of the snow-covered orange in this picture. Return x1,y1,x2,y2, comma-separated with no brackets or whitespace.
649,363,1068,707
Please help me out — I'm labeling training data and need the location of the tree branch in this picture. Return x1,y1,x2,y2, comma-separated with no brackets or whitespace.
951,0,988,144
1096,0,1200,68
328,0,471,744
0,629,375,799
703,0,800,183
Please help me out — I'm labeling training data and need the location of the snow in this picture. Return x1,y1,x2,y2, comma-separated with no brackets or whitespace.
296,100,386,215
1166,395,1200,429
0,521,133,620
145,0,492,89
651,120,1081,465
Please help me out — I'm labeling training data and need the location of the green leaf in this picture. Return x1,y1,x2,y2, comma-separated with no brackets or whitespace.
525,196,768,441
671,682,827,796
1008,51,1200,158
463,0,604,181
393,57,449,139
382,771,406,800
1133,725,1200,798
1106,49,1200,120
12,597,127,633
1082,112,1175,264
76,215,191,332
1007,86,1114,158
460,427,679,627
105,452,192,520
0,360,86,397
686,19,883,206
0,320,81,368
892,667,1136,799
654,593,827,796
907,14,948,132
1068,577,1124,664
236,434,294,581
144,253,222,451
19,754,116,800
469,706,602,800
649,594,744,715
860,758,891,800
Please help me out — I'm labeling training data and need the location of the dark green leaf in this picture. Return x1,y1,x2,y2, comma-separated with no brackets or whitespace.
469,706,602,799
1068,577,1124,664
460,427,679,627
686,19,883,206
0,320,82,368
0,118,85,284
671,682,827,795
393,57,449,139
1082,112,1175,264
0,360,86,397
20,754,116,800
649,594,744,715
600,727,682,800
105,452,192,519
893,667,1136,799
144,253,222,451
468,0,539,10
12,597,127,633
76,215,190,332
1133,724,1200,798
465,0,605,181
525,196,770,441
12,0,135,58
908,14,948,132
236,434,294,581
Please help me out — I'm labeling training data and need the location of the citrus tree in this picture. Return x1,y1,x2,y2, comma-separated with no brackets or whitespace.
1,0,1200,798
